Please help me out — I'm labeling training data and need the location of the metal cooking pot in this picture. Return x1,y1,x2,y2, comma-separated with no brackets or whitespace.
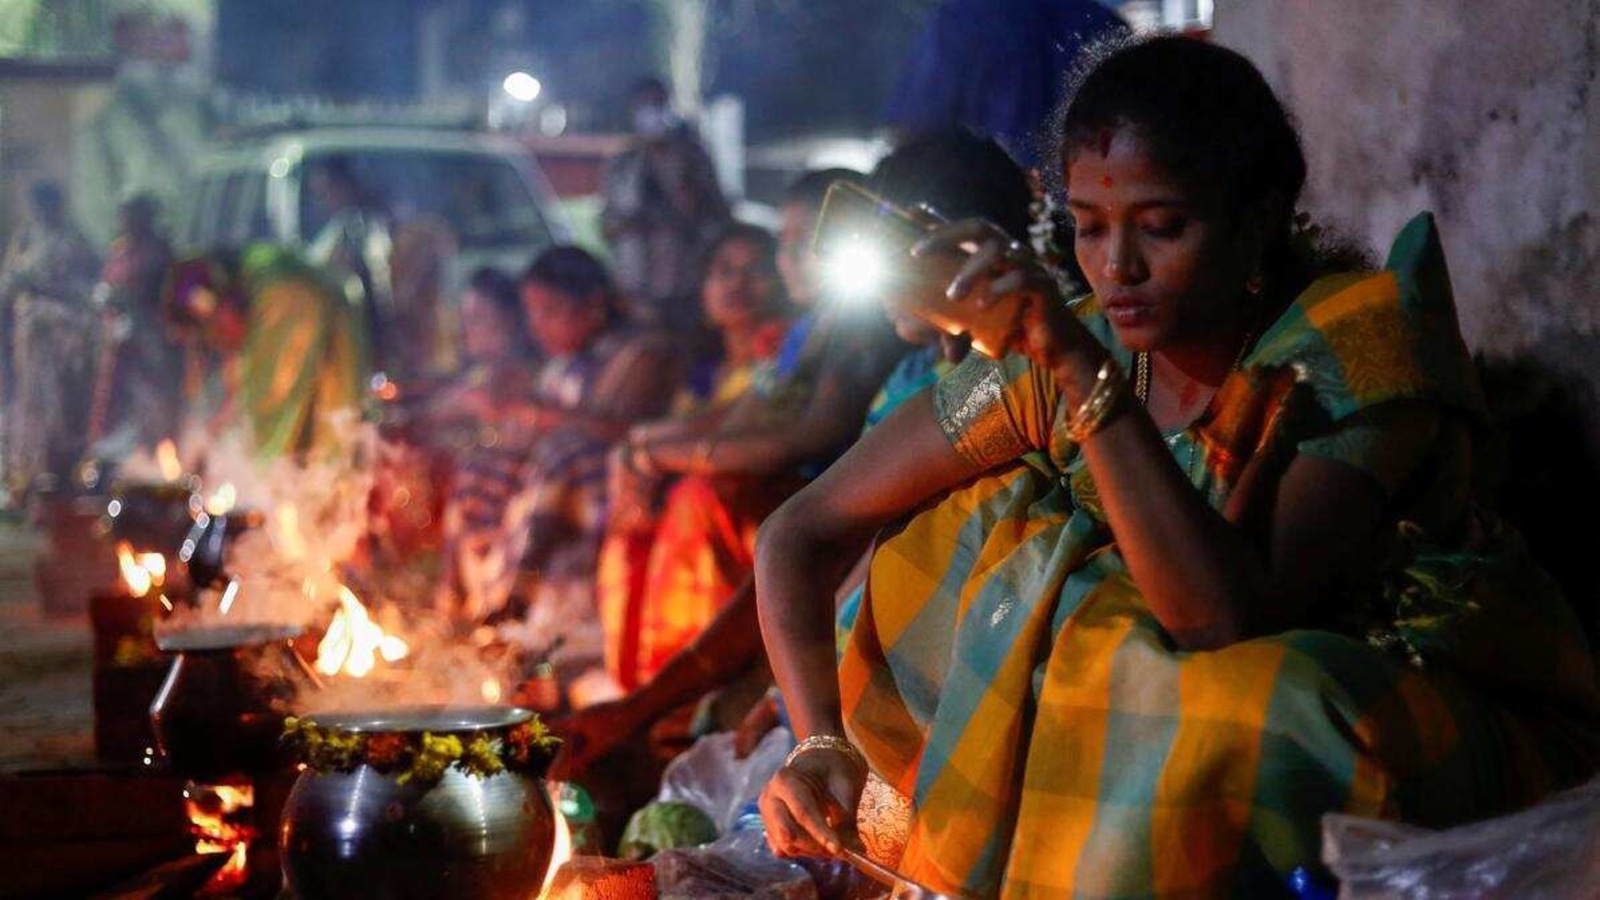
149,624,318,781
279,705,556,900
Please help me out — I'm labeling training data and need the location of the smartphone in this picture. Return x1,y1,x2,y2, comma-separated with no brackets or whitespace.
811,180,1021,358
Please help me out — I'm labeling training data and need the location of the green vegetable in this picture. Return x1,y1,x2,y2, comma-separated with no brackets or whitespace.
618,800,718,858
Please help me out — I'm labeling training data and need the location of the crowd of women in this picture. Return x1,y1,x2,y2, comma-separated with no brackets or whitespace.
4,29,1598,897
418,35,1600,897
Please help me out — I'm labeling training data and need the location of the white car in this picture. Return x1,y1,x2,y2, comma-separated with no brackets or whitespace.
177,125,572,282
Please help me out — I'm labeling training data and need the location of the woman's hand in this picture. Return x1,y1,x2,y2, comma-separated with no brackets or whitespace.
912,219,1096,373
606,444,659,532
760,747,866,858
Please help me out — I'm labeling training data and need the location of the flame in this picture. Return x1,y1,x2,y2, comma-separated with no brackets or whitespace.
205,482,238,516
116,542,153,596
481,678,503,704
157,439,183,482
137,552,167,587
184,782,254,891
315,585,410,678
538,803,574,898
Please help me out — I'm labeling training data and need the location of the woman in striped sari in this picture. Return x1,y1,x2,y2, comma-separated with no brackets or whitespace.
756,37,1600,897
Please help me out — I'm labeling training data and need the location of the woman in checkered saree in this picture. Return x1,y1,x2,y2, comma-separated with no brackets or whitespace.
755,37,1600,898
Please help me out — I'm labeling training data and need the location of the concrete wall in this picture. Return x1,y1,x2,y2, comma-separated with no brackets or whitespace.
1214,1,1600,438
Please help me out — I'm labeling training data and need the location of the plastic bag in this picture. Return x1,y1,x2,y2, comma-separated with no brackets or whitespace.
656,727,793,834
1322,775,1600,898
654,828,819,900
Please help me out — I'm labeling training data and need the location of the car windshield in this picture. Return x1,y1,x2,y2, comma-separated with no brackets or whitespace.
299,148,552,249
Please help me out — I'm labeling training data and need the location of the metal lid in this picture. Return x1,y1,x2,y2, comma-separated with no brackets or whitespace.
299,705,534,735
155,623,304,652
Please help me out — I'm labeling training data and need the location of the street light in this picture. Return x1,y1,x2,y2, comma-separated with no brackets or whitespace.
502,71,542,103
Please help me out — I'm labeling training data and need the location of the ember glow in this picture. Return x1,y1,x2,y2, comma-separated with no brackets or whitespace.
184,781,255,892
157,438,183,482
315,585,410,678
481,677,503,704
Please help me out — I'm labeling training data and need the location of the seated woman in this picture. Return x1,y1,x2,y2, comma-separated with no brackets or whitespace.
422,262,540,605
600,223,794,688
553,136,1036,777
442,246,678,661
756,37,1600,896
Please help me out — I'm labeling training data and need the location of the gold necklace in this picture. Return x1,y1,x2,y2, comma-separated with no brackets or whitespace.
1134,331,1255,486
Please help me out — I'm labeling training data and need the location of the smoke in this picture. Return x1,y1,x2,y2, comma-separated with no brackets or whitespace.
158,412,519,714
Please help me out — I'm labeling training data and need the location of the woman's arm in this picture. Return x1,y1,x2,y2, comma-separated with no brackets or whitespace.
1063,359,1391,645
756,391,983,855
638,352,889,477
933,219,1397,648
497,338,682,444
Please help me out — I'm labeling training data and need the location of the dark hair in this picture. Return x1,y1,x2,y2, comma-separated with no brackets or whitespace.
783,168,867,211
698,222,786,305
521,245,622,323
630,75,669,104
1050,36,1342,295
312,155,359,189
869,128,1034,241
464,266,532,350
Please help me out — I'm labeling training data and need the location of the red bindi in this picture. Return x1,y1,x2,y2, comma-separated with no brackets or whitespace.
1100,175,1115,188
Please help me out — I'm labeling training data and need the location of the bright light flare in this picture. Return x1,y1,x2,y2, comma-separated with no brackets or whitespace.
481,678,503,704
502,71,542,102
822,237,889,305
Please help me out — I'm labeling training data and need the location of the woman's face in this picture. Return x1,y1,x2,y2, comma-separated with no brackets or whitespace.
777,201,821,308
521,282,605,356
1065,128,1255,353
460,289,517,363
702,236,781,333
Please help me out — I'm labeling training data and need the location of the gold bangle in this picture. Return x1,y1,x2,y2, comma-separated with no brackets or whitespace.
1064,357,1125,443
785,733,867,773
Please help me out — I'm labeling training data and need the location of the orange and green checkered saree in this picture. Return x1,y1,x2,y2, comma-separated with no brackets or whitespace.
837,214,1600,898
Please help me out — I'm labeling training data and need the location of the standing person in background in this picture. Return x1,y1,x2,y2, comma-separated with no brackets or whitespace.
91,193,178,454
305,156,394,367
601,76,731,333
1,181,101,501
887,0,1126,169
237,244,370,459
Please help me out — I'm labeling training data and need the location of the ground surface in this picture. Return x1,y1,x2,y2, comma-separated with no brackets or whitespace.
0,521,96,772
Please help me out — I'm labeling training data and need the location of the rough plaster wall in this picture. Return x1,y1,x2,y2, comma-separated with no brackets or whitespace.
1215,0,1600,438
